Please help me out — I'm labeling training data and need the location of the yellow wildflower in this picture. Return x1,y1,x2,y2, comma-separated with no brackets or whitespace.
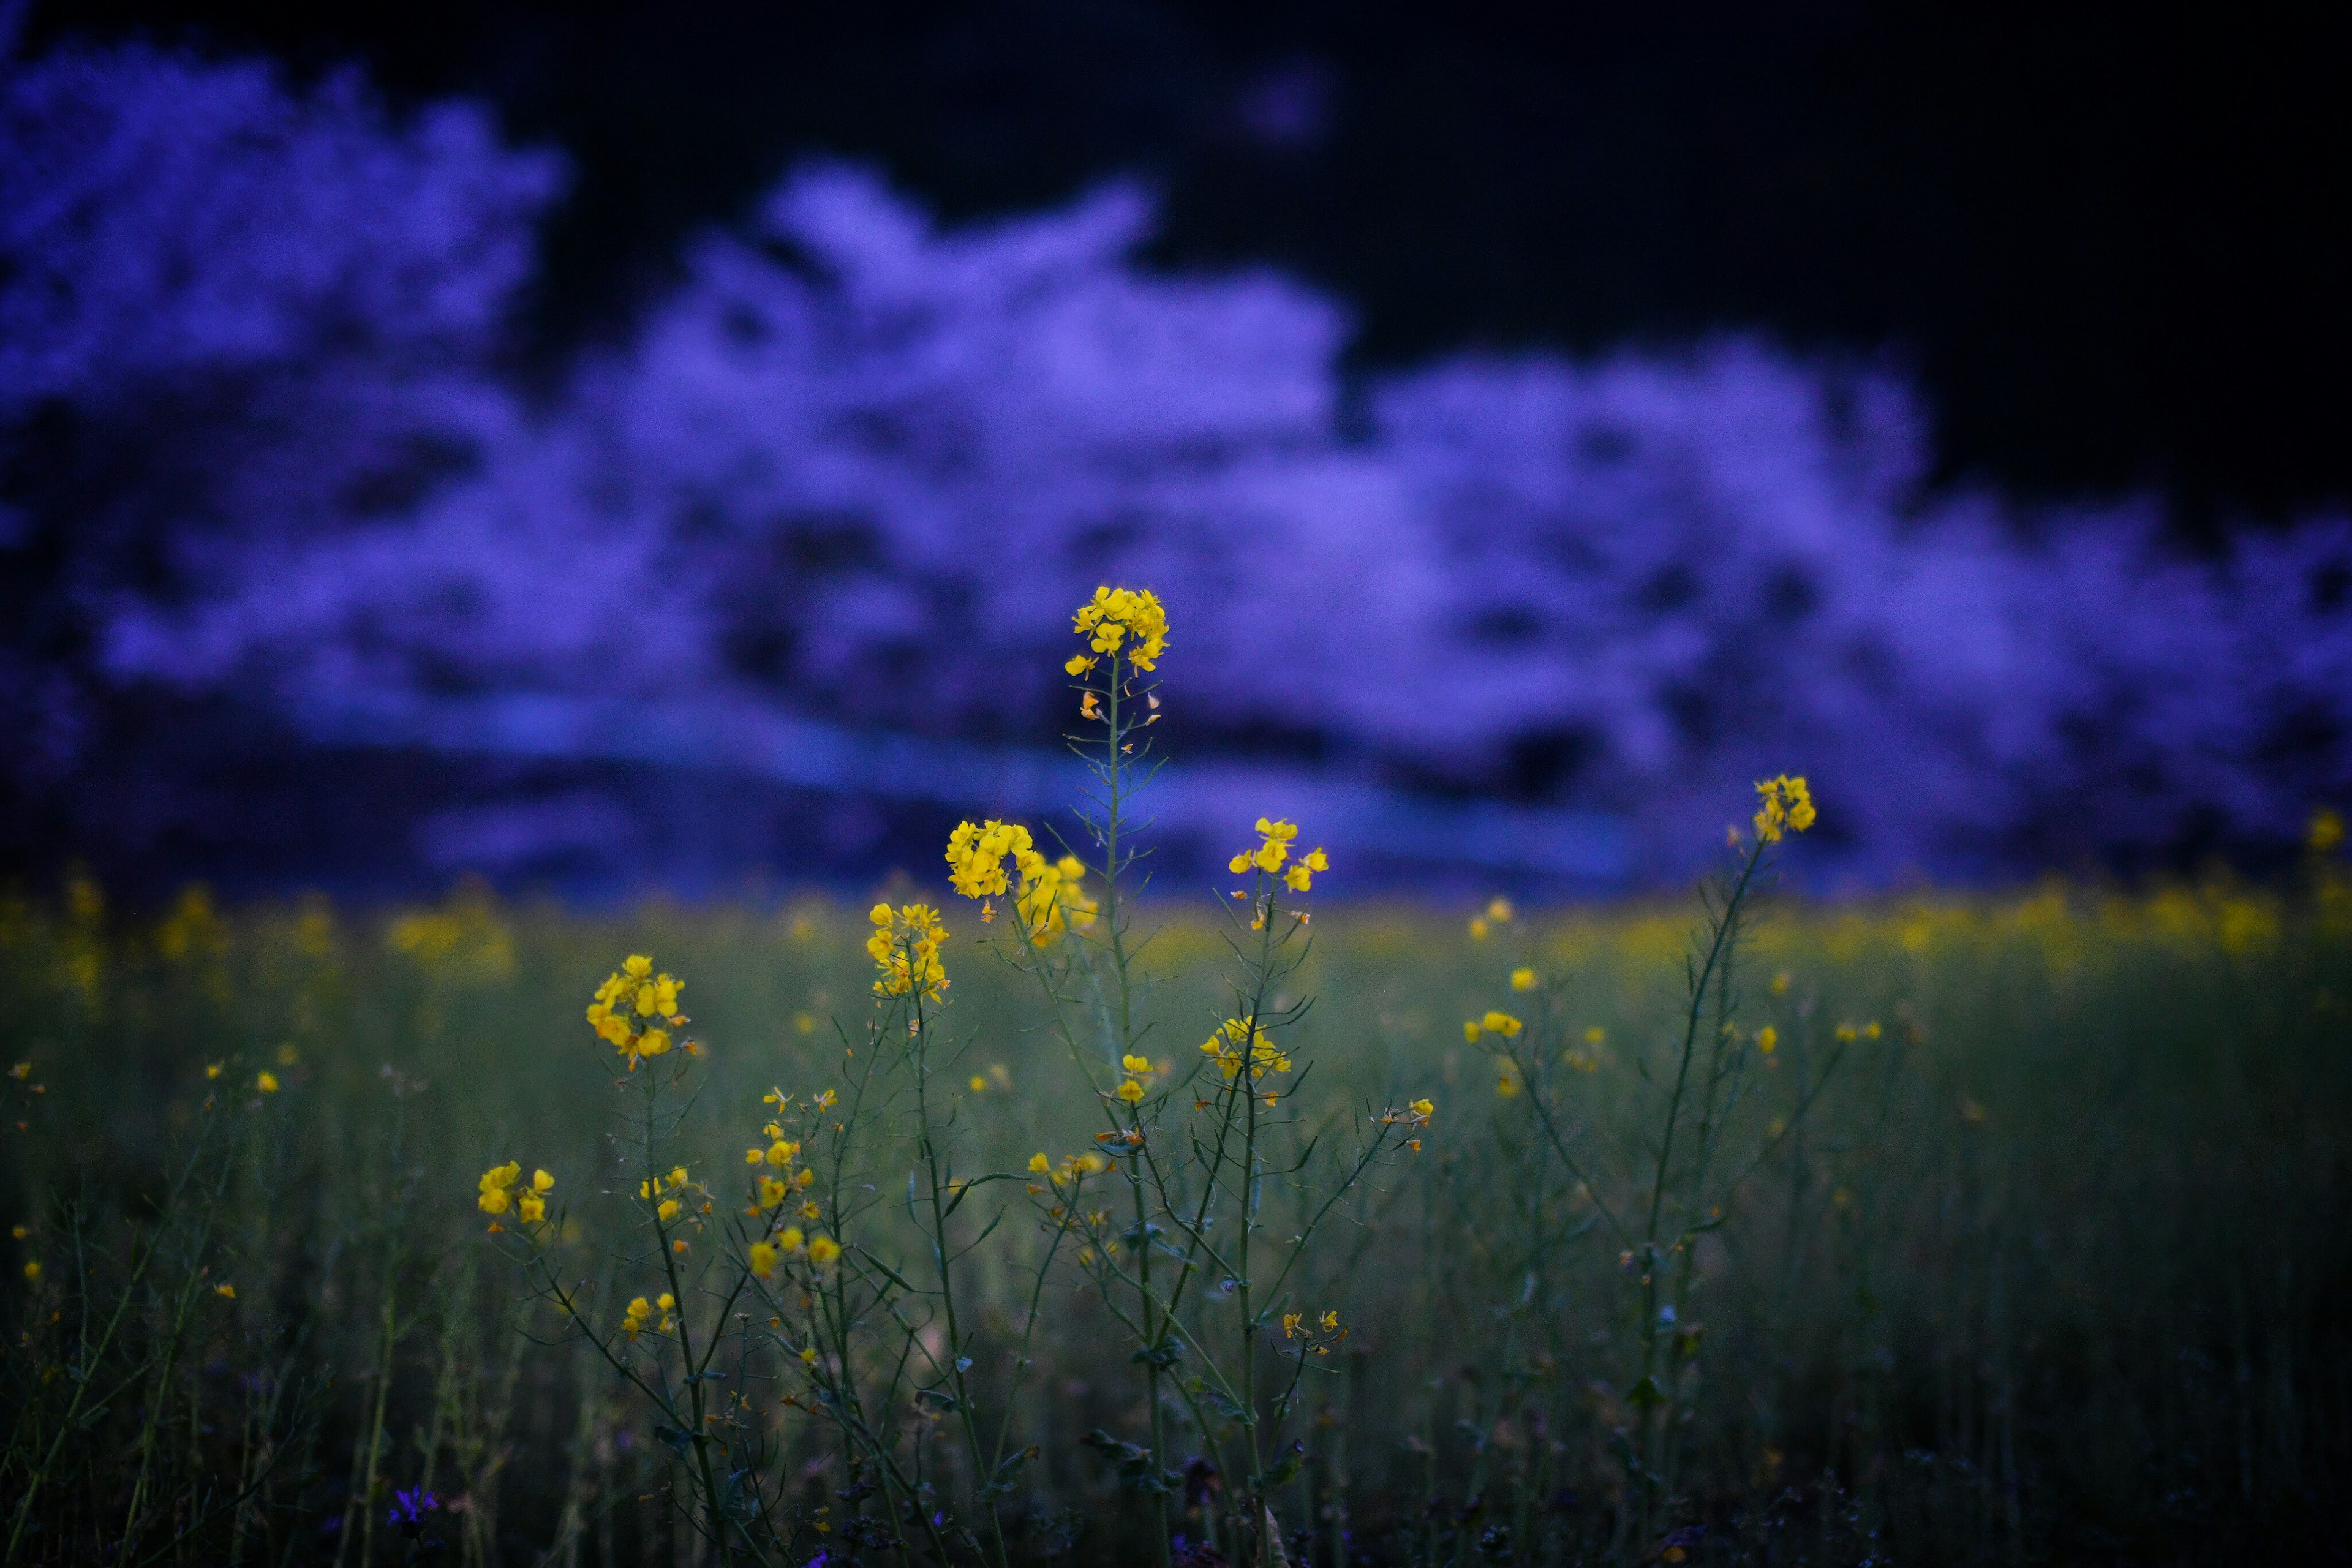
205,1063,223,1080
1510,967,1537,991
867,903,949,1000
1071,586,1170,671
1200,1017,1289,1080
1496,1072,1520,1098
1283,847,1329,893
256,1071,280,1093
1029,1152,1051,1173
477,1161,522,1215
969,1075,989,1093
24,1261,40,1281
748,1241,780,1278
1755,1025,1777,1055
657,1199,681,1222
1409,1097,1435,1123
760,1177,788,1207
1465,1011,1523,1042
1752,775,1817,843
214,1284,235,1299
1115,1079,1145,1104
2313,808,2346,856
587,957,687,1068
807,1235,843,1265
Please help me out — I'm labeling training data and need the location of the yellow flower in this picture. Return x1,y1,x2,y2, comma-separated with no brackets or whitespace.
24,1261,40,1281
779,1226,805,1252
1071,586,1170,671
766,1139,800,1168
748,1241,780,1278
1770,970,1792,995
1481,1011,1523,1038
517,1193,546,1223
255,1071,280,1093
205,1063,223,1080
657,1199,682,1222
657,1292,675,1311
2313,807,2346,856
1282,847,1329,893
478,1161,522,1214
622,1296,653,1337
1200,1017,1288,1080
588,958,687,1067
1319,1309,1340,1332
1585,1026,1605,1045
968,1075,989,1093
1281,1311,1303,1338
1496,1072,1521,1098
1752,775,1817,843
1755,1025,1777,1055
1487,897,1515,922
214,1284,235,1299
1115,1079,1145,1104
1468,918,1490,941
1065,652,1098,677
1409,1097,1435,1121
799,1346,818,1364
867,903,949,1000
807,1235,843,1265
1510,967,1537,991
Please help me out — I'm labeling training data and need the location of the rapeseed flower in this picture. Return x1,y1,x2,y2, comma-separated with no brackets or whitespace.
748,1241,780,1278
867,903,948,1000
1200,1017,1289,1080
256,1071,280,1093
1115,1079,1145,1104
1463,1011,1523,1042
1510,967,1537,991
586,957,686,1069
1071,586,1170,671
477,1160,522,1215
1752,775,1817,843
807,1235,842,1265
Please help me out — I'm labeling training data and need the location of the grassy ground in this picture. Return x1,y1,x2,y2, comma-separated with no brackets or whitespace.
1,867,2346,1566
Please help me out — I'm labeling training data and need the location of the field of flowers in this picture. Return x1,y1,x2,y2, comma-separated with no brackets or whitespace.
2,596,2348,1567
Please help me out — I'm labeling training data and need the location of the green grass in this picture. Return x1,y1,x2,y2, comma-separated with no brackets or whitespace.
1,870,2347,1566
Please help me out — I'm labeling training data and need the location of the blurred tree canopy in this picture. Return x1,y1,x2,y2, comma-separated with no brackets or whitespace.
31,0,2352,530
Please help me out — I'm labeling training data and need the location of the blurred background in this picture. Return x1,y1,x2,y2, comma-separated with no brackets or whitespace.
6,0,2350,899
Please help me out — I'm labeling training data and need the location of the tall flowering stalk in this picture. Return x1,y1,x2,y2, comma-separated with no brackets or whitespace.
946,592,1432,1568
1472,773,1844,1555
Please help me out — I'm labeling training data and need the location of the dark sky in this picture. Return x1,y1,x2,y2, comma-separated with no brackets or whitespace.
32,1,2352,529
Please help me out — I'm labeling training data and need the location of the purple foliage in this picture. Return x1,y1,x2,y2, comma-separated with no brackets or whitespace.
7,39,2351,882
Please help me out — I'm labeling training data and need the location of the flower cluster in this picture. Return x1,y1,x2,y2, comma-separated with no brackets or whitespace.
476,1161,554,1226
586,956,687,1069
1114,1052,1153,1104
1066,586,1169,675
1462,1011,1523,1043
1025,1149,1111,1192
1752,774,1818,843
1226,818,1330,892
867,903,948,1000
943,821,1097,942
1468,897,1514,942
1281,1308,1347,1357
1200,1017,1290,1080
621,1292,675,1339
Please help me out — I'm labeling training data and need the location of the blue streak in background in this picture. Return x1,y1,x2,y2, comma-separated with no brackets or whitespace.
298,692,1632,882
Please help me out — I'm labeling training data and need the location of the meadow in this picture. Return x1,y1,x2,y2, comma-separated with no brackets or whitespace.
2,860,2346,1567
1,595,2347,1568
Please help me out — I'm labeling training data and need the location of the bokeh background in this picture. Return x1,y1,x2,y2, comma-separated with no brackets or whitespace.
7,1,2351,899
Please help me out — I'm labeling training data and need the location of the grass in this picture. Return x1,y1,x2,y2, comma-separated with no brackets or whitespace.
1,863,2346,1567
